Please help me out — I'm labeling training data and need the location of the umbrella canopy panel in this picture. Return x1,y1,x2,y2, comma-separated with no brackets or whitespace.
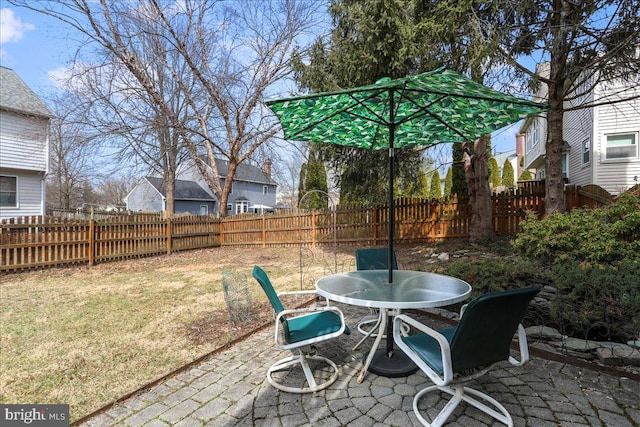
266,67,547,150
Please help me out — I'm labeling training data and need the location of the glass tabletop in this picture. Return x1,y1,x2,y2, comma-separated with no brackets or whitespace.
315,270,471,309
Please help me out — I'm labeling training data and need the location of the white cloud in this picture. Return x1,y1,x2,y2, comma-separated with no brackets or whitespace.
47,66,72,88
0,8,35,44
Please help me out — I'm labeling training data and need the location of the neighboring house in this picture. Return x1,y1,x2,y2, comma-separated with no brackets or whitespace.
125,177,216,215
520,63,640,195
126,158,277,215
0,66,53,221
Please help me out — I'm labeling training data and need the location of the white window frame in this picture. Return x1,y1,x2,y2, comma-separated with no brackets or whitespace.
581,138,590,165
199,205,209,215
235,200,249,214
526,119,540,152
0,175,18,208
603,132,638,161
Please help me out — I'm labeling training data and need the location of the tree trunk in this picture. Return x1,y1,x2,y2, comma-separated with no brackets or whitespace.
164,178,175,218
544,104,566,214
465,136,495,242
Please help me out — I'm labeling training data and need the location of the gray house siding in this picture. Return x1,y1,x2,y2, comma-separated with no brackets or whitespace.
0,168,45,219
178,159,278,215
522,65,639,195
126,179,164,212
175,200,215,215
0,67,52,220
125,177,216,215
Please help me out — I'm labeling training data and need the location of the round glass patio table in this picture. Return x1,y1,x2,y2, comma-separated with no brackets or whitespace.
316,270,472,382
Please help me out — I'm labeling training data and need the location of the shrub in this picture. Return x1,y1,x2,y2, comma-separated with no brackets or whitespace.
550,260,640,341
512,193,640,265
512,192,640,342
438,258,541,297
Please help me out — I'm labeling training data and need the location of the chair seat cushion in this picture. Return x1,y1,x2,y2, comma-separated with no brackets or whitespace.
288,311,349,343
401,326,457,375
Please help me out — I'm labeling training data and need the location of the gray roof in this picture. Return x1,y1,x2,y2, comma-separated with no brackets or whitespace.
146,177,214,201
0,66,53,118
214,158,277,185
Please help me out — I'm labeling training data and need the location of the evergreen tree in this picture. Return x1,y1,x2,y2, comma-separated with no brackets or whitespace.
444,167,453,197
488,157,500,189
451,143,468,199
502,159,515,188
519,170,533,181
299,145,329,210
292,0,432,206
429,171,442,199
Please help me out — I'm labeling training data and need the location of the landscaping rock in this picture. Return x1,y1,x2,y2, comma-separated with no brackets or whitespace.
551,337,600,352
525,325,564,340
596,344,640,367
437,253,450,261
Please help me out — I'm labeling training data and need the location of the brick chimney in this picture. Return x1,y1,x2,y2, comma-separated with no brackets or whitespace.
263,159,272,178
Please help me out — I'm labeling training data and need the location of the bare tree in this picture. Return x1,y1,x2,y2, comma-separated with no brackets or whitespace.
46,91,98,209
12,0,322,216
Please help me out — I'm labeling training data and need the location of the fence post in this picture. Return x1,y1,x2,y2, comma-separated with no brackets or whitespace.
312,211,317,247
373,206,379,245
166,217,172,255
262,216,266,247
88,220,95,266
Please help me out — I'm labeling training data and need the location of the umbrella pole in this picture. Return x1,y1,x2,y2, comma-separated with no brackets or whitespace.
388,90,395,285
388,144,394,285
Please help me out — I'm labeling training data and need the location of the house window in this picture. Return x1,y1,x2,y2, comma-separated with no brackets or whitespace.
227,203,232,212
200,205,209,215
605,133,637,160
582,138,590,164
263,185,268,195
526,120,540,152
562,154,569,179
229,183,233,194
0,175,18,207
235,201,248,214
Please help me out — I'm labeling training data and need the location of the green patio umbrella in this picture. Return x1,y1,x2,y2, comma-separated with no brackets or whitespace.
267,67,546,284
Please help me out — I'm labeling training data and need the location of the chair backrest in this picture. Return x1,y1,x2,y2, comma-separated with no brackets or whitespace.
356,248,398,270
252,265,285,314
449,286,540,373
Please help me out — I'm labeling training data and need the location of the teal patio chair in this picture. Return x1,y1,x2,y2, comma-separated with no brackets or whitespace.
393,286,541,427
252,265,350,393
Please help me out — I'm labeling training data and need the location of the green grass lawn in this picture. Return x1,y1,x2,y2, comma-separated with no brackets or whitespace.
0,246,356,422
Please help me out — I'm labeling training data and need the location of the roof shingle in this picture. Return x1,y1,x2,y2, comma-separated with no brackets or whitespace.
0,66,53,118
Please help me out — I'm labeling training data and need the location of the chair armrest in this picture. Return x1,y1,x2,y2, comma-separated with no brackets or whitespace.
393,314,453,385
277,304,343,319
274,305,346,349
508,324,530,366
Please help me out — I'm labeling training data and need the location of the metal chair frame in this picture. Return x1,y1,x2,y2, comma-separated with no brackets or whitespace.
393,287,540,427
253,266,348,393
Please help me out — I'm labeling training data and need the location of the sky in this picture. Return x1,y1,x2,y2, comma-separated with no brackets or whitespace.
0,6,74,95
0,3,522,156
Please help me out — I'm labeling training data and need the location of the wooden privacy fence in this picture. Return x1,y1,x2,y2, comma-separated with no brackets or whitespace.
1,215,220,272
1,185,611,272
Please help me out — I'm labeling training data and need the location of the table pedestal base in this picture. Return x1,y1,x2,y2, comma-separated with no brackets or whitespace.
366,347,418,378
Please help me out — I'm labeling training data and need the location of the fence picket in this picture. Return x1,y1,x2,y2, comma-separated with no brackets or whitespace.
1,184,614,272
